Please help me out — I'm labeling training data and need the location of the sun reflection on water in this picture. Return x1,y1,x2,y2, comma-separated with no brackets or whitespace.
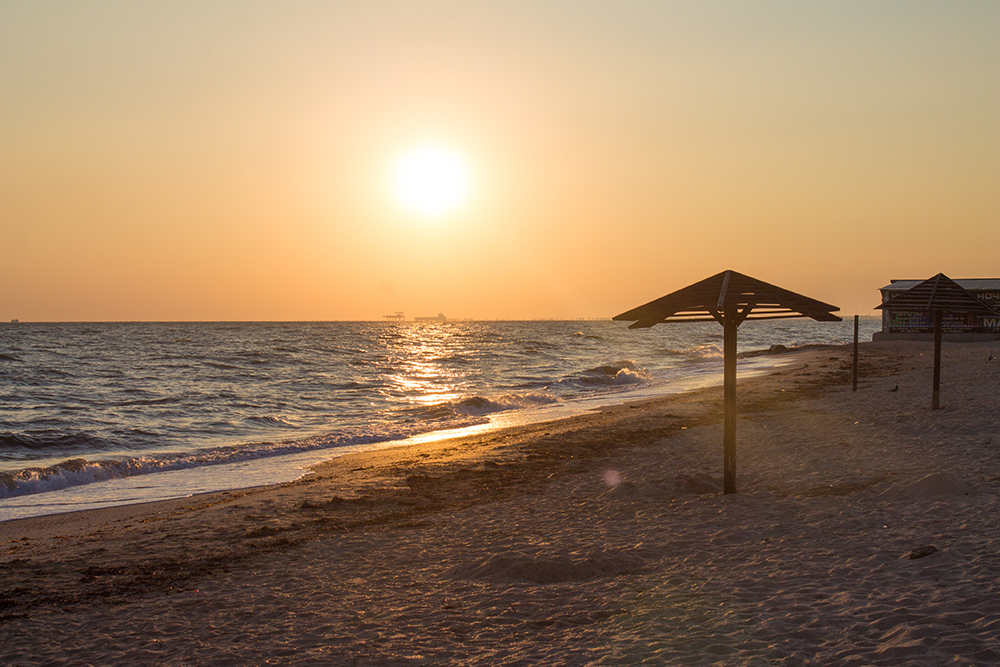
382,324,470,408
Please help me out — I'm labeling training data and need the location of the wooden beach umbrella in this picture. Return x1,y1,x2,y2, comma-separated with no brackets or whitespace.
613,270,841,494
875,273,999,409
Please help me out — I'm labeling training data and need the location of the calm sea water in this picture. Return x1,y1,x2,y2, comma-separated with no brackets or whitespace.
0,318,879,520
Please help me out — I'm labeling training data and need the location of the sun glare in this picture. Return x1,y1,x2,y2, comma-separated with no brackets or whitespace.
392,145,471,219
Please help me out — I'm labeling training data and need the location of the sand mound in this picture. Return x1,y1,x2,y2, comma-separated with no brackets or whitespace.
892,472,975,501
603,480,671,499
450,549,651,584
604,473,721,500
678,472,722,494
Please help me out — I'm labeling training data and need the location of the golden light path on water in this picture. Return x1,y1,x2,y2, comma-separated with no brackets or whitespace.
386,325,467,407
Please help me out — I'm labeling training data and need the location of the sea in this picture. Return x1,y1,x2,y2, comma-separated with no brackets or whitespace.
0,318,880,521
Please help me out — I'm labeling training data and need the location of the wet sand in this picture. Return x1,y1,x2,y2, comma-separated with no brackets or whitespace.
2,340,1000,665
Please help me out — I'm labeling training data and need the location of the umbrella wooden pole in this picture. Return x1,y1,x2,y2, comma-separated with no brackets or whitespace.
723,308,738,494
933,309,942,410
853,315,859,391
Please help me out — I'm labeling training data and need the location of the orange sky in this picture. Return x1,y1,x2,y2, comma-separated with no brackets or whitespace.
2,1,997,321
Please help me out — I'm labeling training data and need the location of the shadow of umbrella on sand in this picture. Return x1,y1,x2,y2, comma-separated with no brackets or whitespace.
613,270,841,494
876,273,999,409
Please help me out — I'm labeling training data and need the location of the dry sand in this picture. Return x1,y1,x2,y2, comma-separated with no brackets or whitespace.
2,340,1000,666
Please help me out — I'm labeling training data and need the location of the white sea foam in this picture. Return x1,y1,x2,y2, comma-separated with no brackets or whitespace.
0,426,445,501
683,344,724,361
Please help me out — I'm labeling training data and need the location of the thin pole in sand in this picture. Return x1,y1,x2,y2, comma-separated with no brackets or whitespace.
723,305,738,494
853,315,859,392
933,309,943,410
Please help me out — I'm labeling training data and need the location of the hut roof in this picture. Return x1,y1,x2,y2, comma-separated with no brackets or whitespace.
875,273,999,315
880,278,1000,293
612,270,842,329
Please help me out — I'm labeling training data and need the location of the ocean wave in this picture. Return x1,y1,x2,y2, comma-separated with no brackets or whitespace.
333,381,379,391
550,360,652,392
405,392,559,421
679,345,724,361
737,342,839,358
245,415,299,428
0,431,123,455
0,422,457,500
38,367,77,378
204,361,239,370
119,396,181,407
237,350,270,359
516,339,560,352
456,393,558,415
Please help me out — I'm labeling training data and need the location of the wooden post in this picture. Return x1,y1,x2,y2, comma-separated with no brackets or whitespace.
932,309,942,410
723,307,738,494
852,314,859,392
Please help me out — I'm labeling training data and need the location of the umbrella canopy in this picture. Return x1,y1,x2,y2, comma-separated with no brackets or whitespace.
615,270,841,494
613,270,841,328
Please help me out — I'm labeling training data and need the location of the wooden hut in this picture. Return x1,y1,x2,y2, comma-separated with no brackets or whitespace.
876,273,999,409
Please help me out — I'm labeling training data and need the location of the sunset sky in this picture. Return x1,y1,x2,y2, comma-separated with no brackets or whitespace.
2,1,997,322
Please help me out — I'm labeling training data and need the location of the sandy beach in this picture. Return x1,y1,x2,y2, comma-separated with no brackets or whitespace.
2,340,1000,666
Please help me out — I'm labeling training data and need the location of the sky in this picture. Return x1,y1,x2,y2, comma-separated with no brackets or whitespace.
2,1,997,322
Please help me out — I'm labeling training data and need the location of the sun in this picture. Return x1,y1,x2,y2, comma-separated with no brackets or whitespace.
392,145,471,219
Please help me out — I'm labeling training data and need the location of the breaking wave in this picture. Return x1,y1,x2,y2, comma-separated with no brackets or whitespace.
406,392,560,422
245,415,300,428
679,344,724,361
0,431,128,456
0,422,453,500
550,360,652,392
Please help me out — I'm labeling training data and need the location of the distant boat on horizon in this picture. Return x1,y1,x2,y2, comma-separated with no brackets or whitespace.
414,313,447,322
9,319,18,323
